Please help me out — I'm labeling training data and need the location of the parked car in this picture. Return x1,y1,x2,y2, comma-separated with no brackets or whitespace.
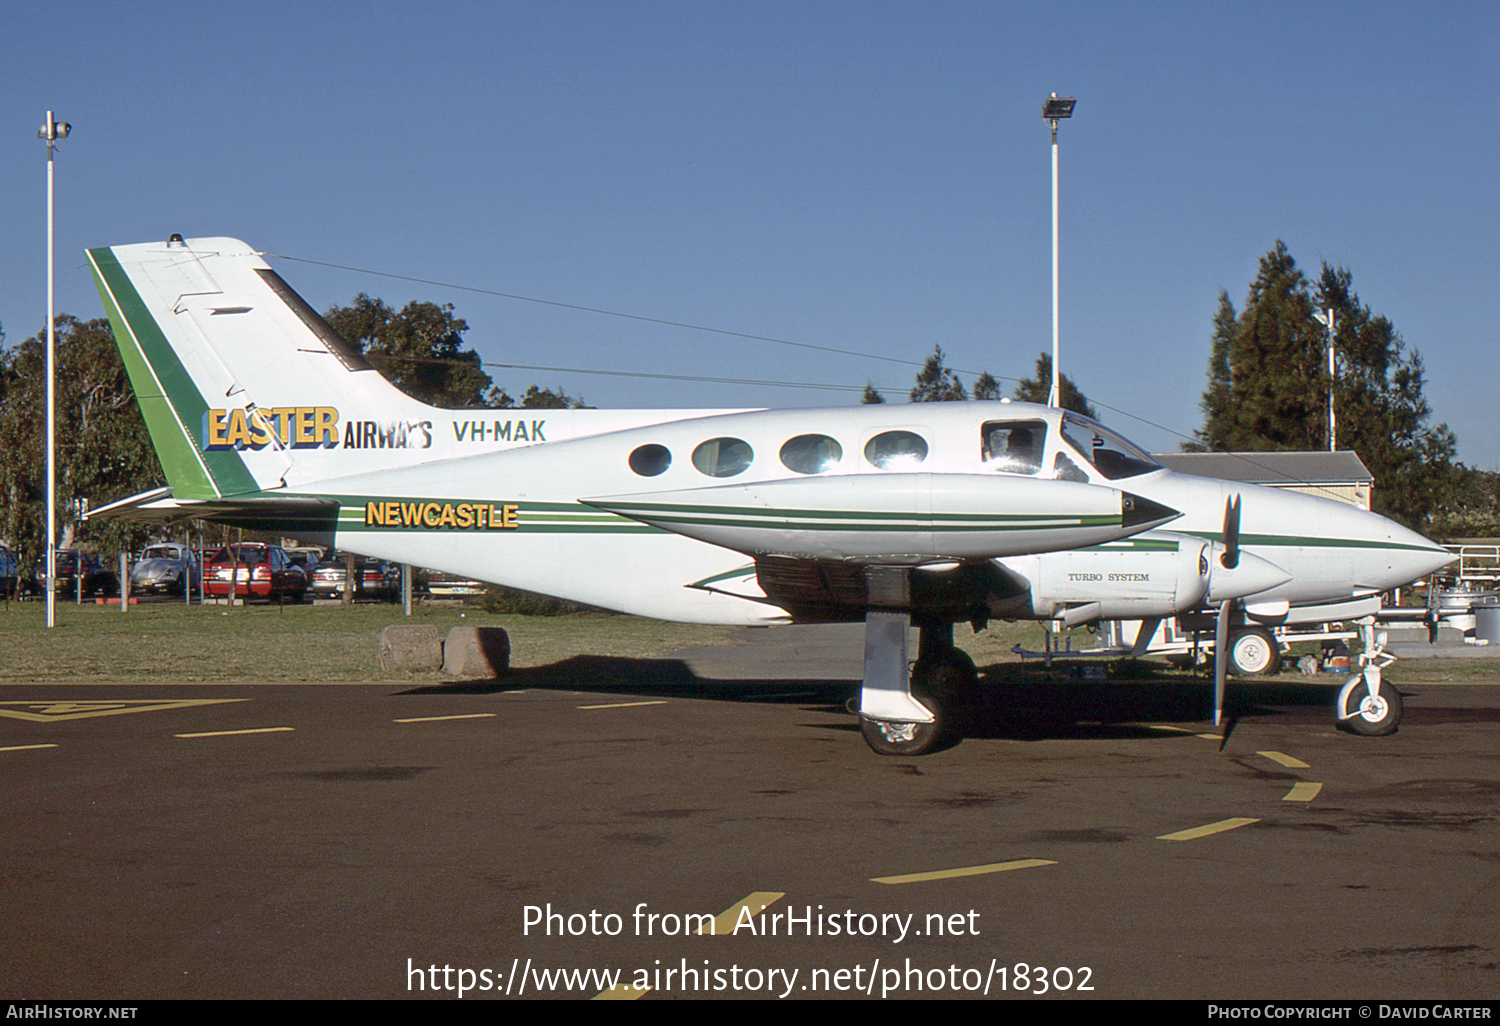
310,553,400,601
283,546,326,580
32,549,118,597
130,543,200,596
203,543,307,602
423,569,486,599
0,545,17,597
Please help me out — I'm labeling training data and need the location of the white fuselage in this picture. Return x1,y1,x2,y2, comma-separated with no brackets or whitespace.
283,401,1449,627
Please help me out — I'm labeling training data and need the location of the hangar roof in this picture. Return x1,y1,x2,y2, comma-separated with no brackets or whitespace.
1153,450,1374,486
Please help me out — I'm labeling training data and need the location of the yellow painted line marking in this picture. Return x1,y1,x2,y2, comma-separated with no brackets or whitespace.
700,891,786,935
1194,733,1221,740
1158,817,1259,841
0,743,58,752
593,985,650,1001
1258,750,1310,768
394,713,497,723
1284,782,1323,802
1148,724,1197,734
577,700,669,710
0,699,246,723
175,727,295,738
872,858,1056,885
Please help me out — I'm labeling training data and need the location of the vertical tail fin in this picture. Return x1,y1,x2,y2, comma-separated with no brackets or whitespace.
86,236,433,498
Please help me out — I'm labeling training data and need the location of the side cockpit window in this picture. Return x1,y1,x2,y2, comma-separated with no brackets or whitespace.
981,420,1046,475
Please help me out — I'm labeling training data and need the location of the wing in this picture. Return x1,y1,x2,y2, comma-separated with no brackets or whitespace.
597,472,1179,625
748,554,1034,624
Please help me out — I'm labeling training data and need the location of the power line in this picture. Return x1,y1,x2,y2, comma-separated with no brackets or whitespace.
277,250,1202,442
363,350,903,397
270,252,938,373
482,361,883,395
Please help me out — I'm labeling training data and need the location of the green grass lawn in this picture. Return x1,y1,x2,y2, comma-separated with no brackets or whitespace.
0,596,1136,684
7,596,1488,685
0,599,737,682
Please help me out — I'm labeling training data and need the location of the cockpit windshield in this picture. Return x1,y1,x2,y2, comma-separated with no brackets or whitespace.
1059,414,1161,481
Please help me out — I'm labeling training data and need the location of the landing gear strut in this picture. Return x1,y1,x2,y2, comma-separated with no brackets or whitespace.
1336,627,1402,736
858,613,976,756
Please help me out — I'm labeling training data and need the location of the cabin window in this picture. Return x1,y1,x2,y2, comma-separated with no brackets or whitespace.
628,443,672,477
779,434,843,475
863,430,928,470
981,420,1046,475
1059,414,1161,480
692,437,754,478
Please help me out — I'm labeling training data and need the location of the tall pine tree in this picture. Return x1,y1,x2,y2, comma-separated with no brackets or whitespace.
1193,242,1456,529
908,346,968,402
1014,352,1098,419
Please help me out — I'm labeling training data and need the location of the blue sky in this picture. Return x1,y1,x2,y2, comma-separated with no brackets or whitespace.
4,1,1496,467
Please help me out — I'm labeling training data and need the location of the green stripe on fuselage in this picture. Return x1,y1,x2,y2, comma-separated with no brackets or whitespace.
324,497,1115,535
595,500,1115,525
1078,538,1181,552
627,513,1112,532
1181,531,1443,554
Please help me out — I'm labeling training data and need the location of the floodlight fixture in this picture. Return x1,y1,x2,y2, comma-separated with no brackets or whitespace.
1042,95,1076,121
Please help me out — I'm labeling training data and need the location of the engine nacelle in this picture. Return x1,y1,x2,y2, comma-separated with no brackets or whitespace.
1008,537,1210,621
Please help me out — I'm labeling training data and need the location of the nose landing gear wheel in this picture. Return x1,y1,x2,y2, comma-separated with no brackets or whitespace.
1336,676,1402,736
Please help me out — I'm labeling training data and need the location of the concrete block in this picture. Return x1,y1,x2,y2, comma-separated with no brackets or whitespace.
442,626,511,678
378,624,443,674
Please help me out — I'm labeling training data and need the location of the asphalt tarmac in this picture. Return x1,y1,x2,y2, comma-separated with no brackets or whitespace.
4,624,1499,1001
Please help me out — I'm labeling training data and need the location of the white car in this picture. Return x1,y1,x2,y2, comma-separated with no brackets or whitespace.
131,543,199,596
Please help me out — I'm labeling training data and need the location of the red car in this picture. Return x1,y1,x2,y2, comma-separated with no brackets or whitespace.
203,543,307,602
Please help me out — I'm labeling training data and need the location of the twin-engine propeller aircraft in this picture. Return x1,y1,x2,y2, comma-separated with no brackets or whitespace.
85,237,1453,754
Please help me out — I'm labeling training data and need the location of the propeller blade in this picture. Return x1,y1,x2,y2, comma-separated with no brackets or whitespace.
1214,599,1231,726
1221,495,1241,570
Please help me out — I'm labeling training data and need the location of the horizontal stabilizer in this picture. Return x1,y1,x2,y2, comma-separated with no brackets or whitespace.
84,485,340,536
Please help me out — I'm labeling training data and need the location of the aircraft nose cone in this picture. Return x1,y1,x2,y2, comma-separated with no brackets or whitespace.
1377,522,1456,588
1207,548,1293,602
1122,492,1180,529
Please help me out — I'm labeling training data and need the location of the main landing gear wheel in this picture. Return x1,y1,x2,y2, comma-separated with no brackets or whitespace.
914,647,978,711
859,648,975,757
1228,628,1280,676
860,706,944,757
1337,676,1403,736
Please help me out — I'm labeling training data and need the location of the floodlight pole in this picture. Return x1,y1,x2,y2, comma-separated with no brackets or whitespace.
1042,95,1075,408
39,111,70,629
1314,308,1337,451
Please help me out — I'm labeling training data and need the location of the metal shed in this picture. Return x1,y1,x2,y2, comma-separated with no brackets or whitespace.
1153,451,1374,510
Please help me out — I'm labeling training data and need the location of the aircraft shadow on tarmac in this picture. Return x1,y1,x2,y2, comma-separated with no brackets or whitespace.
398,657,1357,745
